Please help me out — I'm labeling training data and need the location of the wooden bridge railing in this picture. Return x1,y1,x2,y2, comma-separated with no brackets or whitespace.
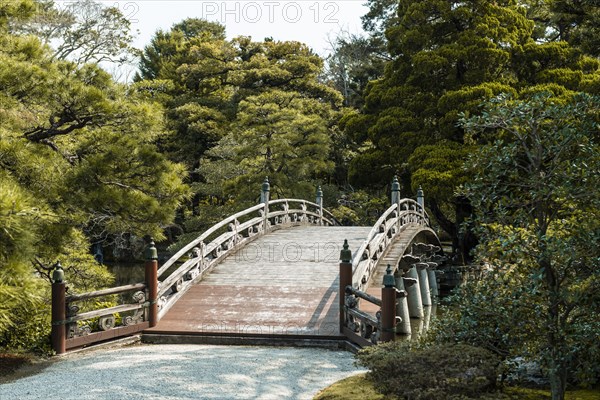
352,178,430,293
340,178,445,347
50,246,159,354
340,244,407,347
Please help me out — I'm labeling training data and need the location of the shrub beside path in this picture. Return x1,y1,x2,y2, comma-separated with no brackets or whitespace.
0,344,364,400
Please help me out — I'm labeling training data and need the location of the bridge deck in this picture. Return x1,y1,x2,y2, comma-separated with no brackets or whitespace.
145,226,371,339
360,225,421,314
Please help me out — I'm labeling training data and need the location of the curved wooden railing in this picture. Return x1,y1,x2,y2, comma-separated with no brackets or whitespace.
156,199,338,318
47,280,152,352
351,199,429,292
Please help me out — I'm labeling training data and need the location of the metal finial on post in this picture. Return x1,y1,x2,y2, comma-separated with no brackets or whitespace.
145,239,158,260
383,264,395,288
340,239,352,263
391,175,400,206
260,176,270,204
52,262,64,283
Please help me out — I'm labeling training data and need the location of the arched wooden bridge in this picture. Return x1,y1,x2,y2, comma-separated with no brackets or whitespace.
50,178,445,352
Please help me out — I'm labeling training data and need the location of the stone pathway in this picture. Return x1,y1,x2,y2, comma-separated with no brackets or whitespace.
0,344,364,400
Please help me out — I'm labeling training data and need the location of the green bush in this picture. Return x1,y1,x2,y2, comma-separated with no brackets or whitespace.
356,342,501,400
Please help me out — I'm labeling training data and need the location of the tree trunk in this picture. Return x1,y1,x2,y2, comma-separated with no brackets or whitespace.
549,366,567,400
542,254,566,400
429,197,477,263
428,198,456,240
455,196,477,261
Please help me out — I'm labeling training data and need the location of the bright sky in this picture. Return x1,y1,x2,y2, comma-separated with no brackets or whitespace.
58,1,369,57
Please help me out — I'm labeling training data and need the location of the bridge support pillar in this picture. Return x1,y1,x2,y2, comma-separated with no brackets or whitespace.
51,263,66,355
145,240,159,328
395,273,411,335
406,265,424,319
381,265,397,343
417,263,432,307
428,269,439,299
339,240,353,334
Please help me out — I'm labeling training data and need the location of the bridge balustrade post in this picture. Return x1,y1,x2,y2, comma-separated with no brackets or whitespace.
381,265,397,343
391,176,401,230
417,186,425,218
316,186,323,226
417,263,432,306
145,239,159,328
261,177,270,228
51,263,66,354
339,240,353,334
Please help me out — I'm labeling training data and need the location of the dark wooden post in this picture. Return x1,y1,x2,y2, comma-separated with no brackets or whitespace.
145,239,159,328
339,239,353,334
51,263,66,354
381,264,397,343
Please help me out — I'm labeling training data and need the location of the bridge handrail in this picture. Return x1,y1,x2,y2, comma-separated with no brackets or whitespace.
268,198,338,224
351,198,430,291
157,203,265,277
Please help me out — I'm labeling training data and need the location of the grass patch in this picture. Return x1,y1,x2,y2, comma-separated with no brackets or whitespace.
314,374,600,400
313,373,390,400
504,386,600,400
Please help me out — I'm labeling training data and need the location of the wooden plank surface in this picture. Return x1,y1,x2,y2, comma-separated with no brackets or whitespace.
146,226,371,338
360,225,420,315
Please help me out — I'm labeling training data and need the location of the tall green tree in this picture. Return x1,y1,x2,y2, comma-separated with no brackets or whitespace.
345,0,599,258
524,0,600,57
323,31,387,108
198,90,335,201
435,94,600,400
12,0,139,66
0,1,189,350
136,20,342,209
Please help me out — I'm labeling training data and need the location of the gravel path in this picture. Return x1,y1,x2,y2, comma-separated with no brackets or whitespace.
0,344,364,400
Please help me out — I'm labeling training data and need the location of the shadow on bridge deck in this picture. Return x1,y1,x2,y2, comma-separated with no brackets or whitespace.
143,226,371,347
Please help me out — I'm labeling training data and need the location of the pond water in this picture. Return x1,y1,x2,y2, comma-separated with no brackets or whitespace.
105,262,146,286
402,303,440,341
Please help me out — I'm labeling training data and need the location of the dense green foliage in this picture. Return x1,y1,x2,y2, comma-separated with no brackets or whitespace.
357,342,501,399
11,0,139,66
315,373,600,400
0,0,188,351
1,7,599,392
135,18,346,243
341,0,600,258
431,94,600,399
